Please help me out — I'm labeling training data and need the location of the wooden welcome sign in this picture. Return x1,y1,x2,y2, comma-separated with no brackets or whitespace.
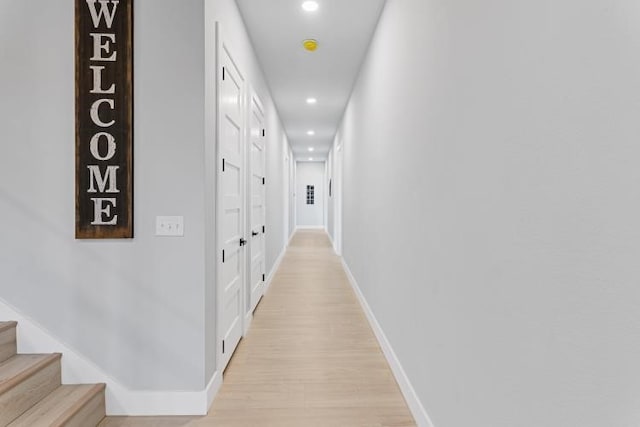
76,0,133,238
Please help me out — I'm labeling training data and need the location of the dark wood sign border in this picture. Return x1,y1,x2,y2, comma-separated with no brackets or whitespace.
75,0,133,238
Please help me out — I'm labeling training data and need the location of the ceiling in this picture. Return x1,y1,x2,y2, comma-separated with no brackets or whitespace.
236,0,386,161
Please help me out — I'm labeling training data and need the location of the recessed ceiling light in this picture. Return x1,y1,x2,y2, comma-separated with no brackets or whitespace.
306,97,317,104
308,157,313,161
302,1,319,12
308,147,314,152
307,130,315,136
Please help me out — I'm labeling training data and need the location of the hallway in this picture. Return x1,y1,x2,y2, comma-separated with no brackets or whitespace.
4,0,640,424
102,230,415,426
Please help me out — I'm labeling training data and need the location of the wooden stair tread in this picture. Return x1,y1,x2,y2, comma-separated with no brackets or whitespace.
0,322,17,334
8,383,106,427
0,354,61,394
0,322,106,426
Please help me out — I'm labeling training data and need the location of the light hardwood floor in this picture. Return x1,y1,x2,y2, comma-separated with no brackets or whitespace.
102,230,415,427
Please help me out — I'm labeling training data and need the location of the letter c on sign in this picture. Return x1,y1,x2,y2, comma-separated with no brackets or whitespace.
90,98,116,127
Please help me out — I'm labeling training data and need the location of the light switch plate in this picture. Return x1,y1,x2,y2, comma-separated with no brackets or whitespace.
156,216,184,236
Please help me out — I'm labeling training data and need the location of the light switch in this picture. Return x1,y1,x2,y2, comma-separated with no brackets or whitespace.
156,216,184,236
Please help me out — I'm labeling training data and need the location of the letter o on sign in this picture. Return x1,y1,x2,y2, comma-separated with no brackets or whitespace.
90,132,117,161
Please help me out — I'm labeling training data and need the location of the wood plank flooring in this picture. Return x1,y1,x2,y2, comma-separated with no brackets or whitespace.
102,230,415,427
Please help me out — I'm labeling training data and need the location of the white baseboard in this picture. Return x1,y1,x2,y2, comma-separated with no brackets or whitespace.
295,225,325,230
264,234,290,294
205,370,223,412
327,232,336,253
244,311,253,335
340,259,435,427
106,370,221,416
0,297,221,416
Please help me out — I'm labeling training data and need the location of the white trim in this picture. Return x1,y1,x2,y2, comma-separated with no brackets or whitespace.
327,231,336,254
204,370,223,411
264,234,289,294
214,20,224,377
244,311,253,335
295,225,325,230
0,297,222,416
340,259,435,427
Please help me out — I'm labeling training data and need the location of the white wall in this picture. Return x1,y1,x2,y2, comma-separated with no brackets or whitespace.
0,0,291,399
337,0,640,426
296,162,325,228
264,126,289,270
0,0,206,390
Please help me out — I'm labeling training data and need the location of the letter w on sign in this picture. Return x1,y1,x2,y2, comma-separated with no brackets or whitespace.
75,0,133,238
86,0,119,29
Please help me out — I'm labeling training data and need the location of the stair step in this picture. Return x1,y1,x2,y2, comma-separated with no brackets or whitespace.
8,383,106,427
0,322,17,364
0,354,61,426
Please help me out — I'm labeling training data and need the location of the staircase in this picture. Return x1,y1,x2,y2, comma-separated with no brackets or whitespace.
0,321,106,426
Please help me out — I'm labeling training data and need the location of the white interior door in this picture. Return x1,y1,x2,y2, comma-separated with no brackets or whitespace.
283,142,290,246
290,157,296,235
296,161,325,228
334,143,343,255
218,41,245,371
248,91,265,313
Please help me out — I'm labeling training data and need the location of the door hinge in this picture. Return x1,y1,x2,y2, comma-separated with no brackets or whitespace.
262,225,265,234
262,129,265,137
262,273,265,282
222,158,225,172
222,340,225,354
222,250,225,263
222,67,225,81
262,177,265,185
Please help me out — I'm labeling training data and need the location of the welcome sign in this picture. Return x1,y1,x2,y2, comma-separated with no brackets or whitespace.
76,0,133,238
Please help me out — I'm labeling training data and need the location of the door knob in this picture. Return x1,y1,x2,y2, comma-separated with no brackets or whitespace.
252,231,259,237
239,238,247,246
